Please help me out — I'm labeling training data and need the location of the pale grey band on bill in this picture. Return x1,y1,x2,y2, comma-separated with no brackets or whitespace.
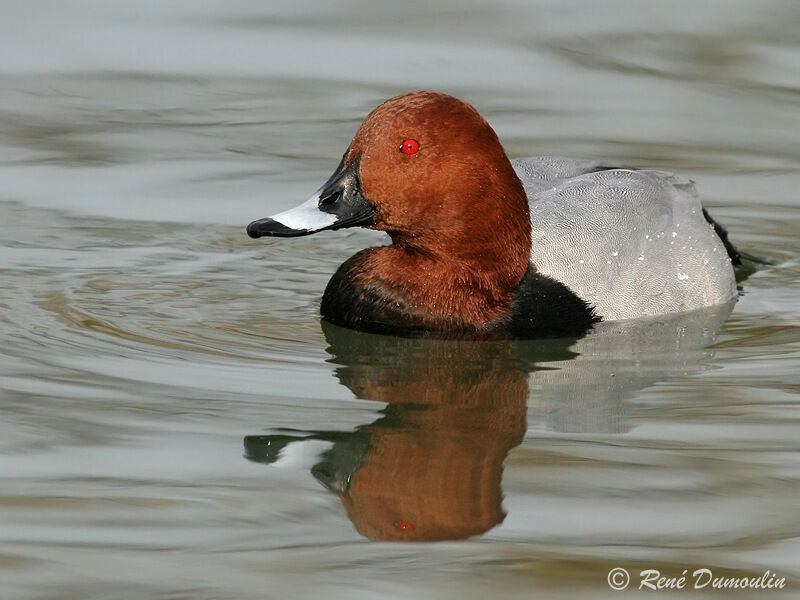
268,192,337,232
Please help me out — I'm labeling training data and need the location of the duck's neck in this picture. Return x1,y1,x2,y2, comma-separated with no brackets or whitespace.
321,221,532,336
398,221,530,296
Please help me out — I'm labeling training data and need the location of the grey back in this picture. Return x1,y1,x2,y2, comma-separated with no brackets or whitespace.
512,157,736,320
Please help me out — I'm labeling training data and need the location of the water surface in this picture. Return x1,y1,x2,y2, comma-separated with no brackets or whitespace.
1,1,799,598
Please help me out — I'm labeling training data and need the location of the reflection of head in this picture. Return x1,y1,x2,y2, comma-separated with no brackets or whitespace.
334,365,528,541
313,322,564,541
339,424,512,541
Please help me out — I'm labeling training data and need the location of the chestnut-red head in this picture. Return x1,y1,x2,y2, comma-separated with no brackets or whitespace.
346,92,531,261
249,92,530,263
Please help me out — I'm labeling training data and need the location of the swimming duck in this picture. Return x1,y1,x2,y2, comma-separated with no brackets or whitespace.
247,91,747,339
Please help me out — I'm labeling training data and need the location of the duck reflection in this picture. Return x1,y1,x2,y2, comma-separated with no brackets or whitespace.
245,302,734,541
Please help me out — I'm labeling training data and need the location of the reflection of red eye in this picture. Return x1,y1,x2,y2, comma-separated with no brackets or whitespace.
400,139,419,155
395,520,414,531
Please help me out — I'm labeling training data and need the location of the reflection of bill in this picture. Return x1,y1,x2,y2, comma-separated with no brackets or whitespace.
245,302,734,541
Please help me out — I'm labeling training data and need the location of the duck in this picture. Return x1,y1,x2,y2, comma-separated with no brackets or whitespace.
247,91,750,339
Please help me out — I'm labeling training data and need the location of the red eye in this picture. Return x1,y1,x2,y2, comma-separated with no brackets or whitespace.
400,139,419,155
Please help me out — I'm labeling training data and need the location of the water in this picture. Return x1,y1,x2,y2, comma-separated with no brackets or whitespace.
1,1,799,598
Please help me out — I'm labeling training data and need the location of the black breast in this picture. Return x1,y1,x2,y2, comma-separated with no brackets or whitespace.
321,250,430,336
322,254,600,339
502,266,600,338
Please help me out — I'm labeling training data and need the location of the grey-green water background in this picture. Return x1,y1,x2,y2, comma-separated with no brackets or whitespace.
1,1,799,598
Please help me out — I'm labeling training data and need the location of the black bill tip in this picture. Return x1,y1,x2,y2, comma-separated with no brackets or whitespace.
246,218,310,239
